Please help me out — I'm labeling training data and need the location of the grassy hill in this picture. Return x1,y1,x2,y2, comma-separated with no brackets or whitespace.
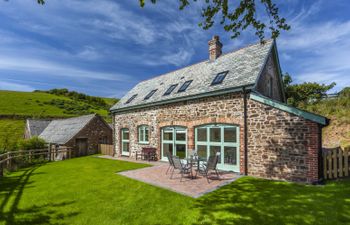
0,89,118,151
302,93,350,148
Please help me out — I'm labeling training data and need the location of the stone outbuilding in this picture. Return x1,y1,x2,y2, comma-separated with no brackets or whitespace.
110,37,328,183
25,114,112,156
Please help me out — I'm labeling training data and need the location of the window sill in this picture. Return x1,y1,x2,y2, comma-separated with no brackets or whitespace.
138,142,150,145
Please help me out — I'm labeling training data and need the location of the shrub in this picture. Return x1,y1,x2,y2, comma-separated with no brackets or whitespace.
18,136,47,150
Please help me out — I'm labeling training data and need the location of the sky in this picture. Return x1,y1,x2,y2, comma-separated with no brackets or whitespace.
0,0,349,98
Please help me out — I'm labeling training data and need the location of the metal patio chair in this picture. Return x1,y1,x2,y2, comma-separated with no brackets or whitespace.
171,156,192,181
198,154,220,183
165,152,175,175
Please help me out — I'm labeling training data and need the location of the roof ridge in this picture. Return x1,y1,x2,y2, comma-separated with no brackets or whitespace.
138,39,273,84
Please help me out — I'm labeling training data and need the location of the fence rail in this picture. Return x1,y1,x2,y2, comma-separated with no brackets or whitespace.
98,144,114,156
323,147,350,179
0,145,72,176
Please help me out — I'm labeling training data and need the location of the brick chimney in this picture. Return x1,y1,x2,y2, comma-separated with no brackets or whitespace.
208,35,223,61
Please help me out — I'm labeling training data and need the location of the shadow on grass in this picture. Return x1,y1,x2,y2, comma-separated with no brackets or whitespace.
0,164,79,225
193,177,350,225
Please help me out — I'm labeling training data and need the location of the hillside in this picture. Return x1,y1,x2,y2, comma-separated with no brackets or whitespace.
0,89,118,150
302,92,350,148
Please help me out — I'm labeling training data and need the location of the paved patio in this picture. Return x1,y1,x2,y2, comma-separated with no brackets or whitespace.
98,155,241,198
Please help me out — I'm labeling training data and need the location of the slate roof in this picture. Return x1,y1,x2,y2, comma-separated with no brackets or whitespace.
39,114,95,144
111,39,274,112
26,119,52,137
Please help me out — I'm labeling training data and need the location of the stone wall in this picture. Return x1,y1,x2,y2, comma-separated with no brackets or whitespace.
65,116,113,156
247,99,321,182
113,92,322,183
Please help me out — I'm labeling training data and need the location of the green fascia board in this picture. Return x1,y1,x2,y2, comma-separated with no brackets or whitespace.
250,92,328,125
111,84,254,113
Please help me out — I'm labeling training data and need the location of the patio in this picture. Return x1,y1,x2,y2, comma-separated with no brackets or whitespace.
99,155,241,198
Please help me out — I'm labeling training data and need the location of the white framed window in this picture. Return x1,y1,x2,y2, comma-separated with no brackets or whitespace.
138,125,149,144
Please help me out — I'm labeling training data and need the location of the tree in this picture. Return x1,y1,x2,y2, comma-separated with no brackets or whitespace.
283,73,336,107
36,0,290,41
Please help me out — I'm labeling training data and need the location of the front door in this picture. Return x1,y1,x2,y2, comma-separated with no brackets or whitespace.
195,124,240,172
76,138,88,156
121,128,130,156
161,126,187,160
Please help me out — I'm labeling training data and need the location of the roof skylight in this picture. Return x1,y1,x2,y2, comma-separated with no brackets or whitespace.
211,71,228,85
125,94,137,104
178,80,193,93
164,84,178,96
144,89,157,100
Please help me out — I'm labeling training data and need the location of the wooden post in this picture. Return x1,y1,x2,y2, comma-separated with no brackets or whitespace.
323,150,327,179
69,148,72,159
333,149,338,178
339,148,343,177
328,151,332,179
6,152,11,170
48,144,51,161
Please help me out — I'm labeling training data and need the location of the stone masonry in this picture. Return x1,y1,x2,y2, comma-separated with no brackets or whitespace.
114,92,322,183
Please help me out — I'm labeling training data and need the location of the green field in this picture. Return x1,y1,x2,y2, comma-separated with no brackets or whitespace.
0,90,112,118
0,156,349,225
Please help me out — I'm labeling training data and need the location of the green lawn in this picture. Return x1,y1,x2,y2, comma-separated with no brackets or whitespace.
0,156,349,225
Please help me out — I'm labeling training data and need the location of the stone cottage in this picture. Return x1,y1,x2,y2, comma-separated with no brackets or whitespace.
25,114,112,156
110,37,328,183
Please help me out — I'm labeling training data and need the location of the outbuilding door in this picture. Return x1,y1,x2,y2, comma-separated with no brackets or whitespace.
76,138,88,156
121,128,130,156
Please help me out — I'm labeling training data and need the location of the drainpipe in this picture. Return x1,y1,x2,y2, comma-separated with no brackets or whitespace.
243,87,248,175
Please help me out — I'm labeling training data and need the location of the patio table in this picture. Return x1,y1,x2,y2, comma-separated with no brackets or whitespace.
185,157,206,179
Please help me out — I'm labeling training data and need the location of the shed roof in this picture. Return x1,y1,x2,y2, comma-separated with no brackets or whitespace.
111,39,274,112
26,119,52,137
39,114,95,144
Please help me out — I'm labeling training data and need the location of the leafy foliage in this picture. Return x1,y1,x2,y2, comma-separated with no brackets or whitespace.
283,73,336,107
18,136,46,150
140,0,290,41
35,89,116,111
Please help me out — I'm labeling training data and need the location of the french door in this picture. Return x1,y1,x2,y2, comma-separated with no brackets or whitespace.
161,126,187,160
195,124,239,171
121,128,130,156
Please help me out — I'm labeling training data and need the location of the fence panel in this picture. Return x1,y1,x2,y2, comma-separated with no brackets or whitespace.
99,144,114,156
323,147,350,180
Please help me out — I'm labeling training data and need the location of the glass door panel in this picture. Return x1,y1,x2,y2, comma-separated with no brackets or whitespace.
162,143,173,158
209,146,221,163
197,145,207,159
210,127,221,142
121,129,130,156
224,127,237,143
224,146,237,165
175,144,186,159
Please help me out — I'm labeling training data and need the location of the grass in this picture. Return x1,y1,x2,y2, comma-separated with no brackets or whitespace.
0,90,110,118
1,156,349,225
0,119,25,151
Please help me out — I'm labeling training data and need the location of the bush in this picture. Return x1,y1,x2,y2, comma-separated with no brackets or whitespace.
18,136,47,150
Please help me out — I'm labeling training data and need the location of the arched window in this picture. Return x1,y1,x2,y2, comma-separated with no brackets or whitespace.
138,125,149,144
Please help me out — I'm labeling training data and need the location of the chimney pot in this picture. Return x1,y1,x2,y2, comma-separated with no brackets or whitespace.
208,35,223,61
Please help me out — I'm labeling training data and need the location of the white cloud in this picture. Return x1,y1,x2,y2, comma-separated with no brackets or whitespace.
0,81,34,92
0,56,129,81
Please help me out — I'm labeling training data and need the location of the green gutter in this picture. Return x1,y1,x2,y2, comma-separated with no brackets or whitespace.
111,84,255,113
250,92,328,126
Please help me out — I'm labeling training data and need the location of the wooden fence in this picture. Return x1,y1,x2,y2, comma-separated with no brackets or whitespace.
323,147,350,179
0,145,72,177
98,144,114,156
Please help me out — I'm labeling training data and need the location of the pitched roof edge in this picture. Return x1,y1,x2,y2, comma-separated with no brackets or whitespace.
111,84,255,113
61,114,97,144
250,92,329,126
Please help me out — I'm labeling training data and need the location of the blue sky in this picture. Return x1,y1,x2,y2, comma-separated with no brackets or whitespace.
0,0,349,98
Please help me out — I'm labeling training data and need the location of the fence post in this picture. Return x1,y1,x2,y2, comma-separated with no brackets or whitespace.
6,152,11,170
345,147,349,177
339,148,343,177
48,144,51,161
